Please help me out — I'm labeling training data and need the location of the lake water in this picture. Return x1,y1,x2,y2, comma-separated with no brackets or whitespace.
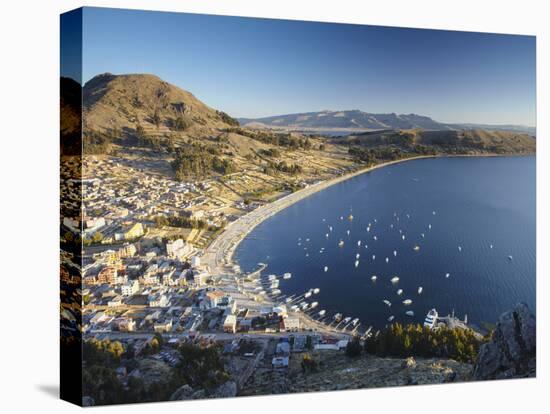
234,156,536,330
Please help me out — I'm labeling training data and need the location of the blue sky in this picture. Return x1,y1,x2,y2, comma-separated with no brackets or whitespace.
75,7,536,125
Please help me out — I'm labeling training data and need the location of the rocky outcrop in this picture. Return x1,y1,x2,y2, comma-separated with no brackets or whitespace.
211,381,237,398
169,381,237,401
169,385,194,401
473,303,536,380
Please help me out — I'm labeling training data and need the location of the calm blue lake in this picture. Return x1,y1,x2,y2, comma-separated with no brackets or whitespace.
234,156,536,331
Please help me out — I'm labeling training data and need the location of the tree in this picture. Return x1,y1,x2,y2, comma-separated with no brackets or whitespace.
345,337,362,358
92,232,103,244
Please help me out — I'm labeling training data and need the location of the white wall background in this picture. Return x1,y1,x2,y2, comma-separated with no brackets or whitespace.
0,0,547,412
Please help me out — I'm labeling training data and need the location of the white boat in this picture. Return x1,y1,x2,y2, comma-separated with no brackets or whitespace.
428,224,432,229
351,318,359,326
393,250,397,257
355,260,359,267
388,315,395,322
283,273,292,279
372,254,376,260
371,275,377,282
324,266,329,272
432,211,436,215
508,255,513,261
367,227,371,232
406,310,414,317
357,240,361,246
313,288,320,294
291,305,299,312
329,226,333,232
333,313,343,322
423,308,438,329
396,289,403,295
340,216,344,220
418,286,423,294
268,274,277,281
338,240,345,247
391,276,400,283
271,289,281,295
326,233,329,238
356,253,360,259
310,301,319,309
421,233,425,238
343,317,352,324
306,238,310,242
301,302,309,310
458,246,462,252
373,235,378,241
445,273,450,278
402,235,406,240
305,291,312,298
402,299,412,305
347,230,350,236
318,310,326,317
383,299,392,307
285,297,293,303
490,244,494,249
413,245,420,252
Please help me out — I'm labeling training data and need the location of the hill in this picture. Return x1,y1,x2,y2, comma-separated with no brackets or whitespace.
60,77,82,155
83,73,239,138
340,128,536,156
239,110,448,131
239,110,535,136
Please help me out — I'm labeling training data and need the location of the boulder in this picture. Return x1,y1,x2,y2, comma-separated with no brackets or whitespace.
472,303,536,380
169,384,194,401
211,381,237,399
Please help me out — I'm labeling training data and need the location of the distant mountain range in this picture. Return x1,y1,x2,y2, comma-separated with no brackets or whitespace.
238,110,536,136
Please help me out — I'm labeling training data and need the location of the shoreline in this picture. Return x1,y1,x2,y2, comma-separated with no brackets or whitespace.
203,152,530,275
202,153,532,335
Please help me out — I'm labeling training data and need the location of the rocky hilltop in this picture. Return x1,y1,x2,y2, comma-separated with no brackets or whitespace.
83,73,237,137
473,303,536,380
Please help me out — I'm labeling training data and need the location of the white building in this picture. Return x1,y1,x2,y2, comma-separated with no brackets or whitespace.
166,238,192,259
121,280,139,296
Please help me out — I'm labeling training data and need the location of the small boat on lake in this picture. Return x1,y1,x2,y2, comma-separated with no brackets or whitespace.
333,313,343,322
383,299,392,307
418,286,423,294
338,240,345,247
371,275,377,282
391,276,400,283
413,245,420,252
388,315,395,322
393,250,397,257
313,288,320,294
406,310,414,317
396,289,403,295
508,255,513,261
445,273,450,278
318,310,326,317
356,253,360,259
402,299,412,305
458,246,462,252
355,260,359,267
385,257,389,263
283,272,292,279
324,266,329,272
305,291,312,298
